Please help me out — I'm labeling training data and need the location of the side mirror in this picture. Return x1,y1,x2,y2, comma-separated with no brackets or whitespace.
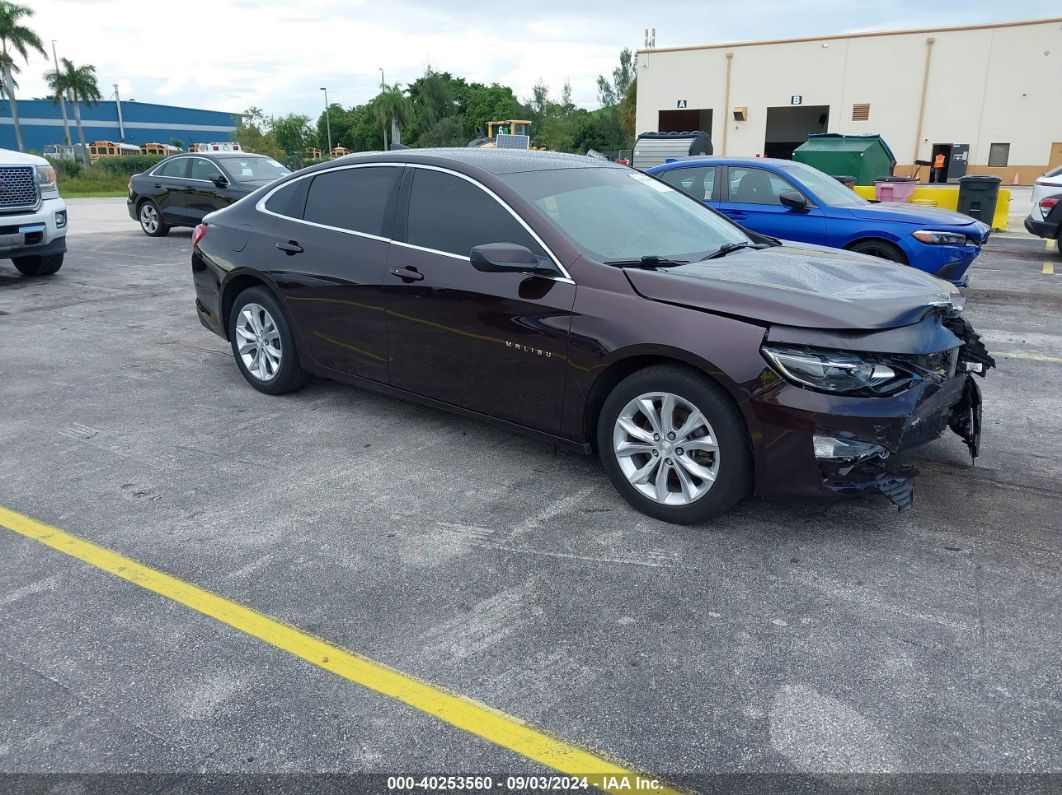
470,243,553,275
211,175,229,188
779,190,808,212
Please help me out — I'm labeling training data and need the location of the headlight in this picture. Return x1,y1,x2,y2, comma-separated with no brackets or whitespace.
761,344,913,395
36,165,58,193
912,230,968,245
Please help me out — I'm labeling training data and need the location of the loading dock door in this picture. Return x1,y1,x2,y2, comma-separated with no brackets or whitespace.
658,109,712,137
764,105,829,159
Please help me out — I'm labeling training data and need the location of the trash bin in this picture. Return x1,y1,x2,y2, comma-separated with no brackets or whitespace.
833,175,856,189
792,134,897,186
874,177,918,203
957,175,1001,223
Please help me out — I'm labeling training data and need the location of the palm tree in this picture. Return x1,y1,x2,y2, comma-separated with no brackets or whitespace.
0,1,45,152
372,83,413,149
48,58,101,165
43,61,72,147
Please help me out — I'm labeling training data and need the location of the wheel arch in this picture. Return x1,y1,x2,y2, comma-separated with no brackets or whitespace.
581,348,748,452
220,271,279,339
844,235,910,264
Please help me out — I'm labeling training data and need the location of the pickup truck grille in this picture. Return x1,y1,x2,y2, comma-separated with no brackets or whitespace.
0,166,39,211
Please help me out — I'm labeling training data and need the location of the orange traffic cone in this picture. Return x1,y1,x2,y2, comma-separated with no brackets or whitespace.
1013,171,1020,185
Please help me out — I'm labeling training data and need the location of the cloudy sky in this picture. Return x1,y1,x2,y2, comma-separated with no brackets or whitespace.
18,0,1059,118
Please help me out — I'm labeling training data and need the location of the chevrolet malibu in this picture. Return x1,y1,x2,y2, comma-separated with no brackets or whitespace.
191,150,993,524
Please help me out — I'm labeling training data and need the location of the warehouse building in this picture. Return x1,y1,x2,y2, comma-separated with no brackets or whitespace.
636,17,1062,183
0,99,241,153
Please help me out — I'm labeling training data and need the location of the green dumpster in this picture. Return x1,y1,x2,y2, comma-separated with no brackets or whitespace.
792,134,897,186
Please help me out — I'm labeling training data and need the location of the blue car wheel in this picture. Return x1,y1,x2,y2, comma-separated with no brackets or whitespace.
848,239,906,264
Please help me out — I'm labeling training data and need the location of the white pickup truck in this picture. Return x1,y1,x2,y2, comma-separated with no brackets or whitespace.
0,148,67,276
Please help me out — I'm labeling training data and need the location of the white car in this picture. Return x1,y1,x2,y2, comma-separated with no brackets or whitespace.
0,148,68,276
1025,165,1062,249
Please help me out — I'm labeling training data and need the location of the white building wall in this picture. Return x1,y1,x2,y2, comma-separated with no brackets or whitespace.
636,18,1062,175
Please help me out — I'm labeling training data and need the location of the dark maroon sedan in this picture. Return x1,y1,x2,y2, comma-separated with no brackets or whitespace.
190,149,992,524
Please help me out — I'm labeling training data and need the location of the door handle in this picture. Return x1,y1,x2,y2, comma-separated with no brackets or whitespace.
275,240,303,255
153,183,162,189
390,266,424,282
723,211,747,220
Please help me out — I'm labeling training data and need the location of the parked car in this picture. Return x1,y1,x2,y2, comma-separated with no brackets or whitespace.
0,147,67,276
127,152,290,237
648,157,990,286
190,150,993,524
1024,165,1062,250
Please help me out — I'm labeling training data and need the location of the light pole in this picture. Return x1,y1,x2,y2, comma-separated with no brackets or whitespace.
378,68,387,150
50,40,71,147
320,87,332,158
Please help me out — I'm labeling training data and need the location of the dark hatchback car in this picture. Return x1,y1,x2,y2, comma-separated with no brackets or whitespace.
191,149,993,524
127,152,290,237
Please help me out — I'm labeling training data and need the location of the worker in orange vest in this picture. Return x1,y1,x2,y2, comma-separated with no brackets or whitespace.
933,152,946,183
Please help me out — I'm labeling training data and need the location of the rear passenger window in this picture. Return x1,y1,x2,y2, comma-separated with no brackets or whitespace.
303,167,399,236
155,158,187,178
658,166,717,201
264,180,308,218
406,169,542,257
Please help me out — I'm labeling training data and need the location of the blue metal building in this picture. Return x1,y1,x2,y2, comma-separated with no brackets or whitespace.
0,98,241,152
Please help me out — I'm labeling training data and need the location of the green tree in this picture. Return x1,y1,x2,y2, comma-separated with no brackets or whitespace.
372,83,413,148
43,61,72,146
316,103,351,152
234,110,280,158
269,113,313,165
0,1,44,152
45,58,101,164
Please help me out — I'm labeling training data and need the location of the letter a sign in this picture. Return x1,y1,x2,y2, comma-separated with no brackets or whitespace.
676,99,688,108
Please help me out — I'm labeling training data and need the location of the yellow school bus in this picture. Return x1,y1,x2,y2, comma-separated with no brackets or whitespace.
88,140,142,162
141,142,182,156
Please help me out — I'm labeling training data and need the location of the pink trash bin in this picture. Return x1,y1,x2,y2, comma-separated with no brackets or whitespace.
874,177,917,203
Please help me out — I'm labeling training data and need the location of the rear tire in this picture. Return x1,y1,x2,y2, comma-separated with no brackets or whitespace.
13,253,63,276
848,238,906,263
597,365,752,524
228,286,311,395
138,200,170,237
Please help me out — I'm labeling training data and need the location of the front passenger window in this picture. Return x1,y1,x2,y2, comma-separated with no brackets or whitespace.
191,158,222,181
406,169,543,258
729,167,801,206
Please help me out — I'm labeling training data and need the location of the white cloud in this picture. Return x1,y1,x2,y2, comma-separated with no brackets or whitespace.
18,0,1058,118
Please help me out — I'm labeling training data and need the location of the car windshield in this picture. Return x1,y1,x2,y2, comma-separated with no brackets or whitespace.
777,163,868,208
218,156,290,183
500,167,750,262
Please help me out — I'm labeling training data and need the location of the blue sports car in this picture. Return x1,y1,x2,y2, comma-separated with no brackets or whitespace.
647,157,990,286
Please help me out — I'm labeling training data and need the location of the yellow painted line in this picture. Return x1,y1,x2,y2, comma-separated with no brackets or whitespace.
0,505,678,795
995,351,1062,364
1045,261,1056,276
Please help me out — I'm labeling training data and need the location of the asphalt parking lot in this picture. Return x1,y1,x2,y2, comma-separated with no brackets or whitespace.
1,198,1060,789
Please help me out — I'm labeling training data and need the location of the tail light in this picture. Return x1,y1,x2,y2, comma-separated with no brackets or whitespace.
1040,196,1059,212
192,223,208,249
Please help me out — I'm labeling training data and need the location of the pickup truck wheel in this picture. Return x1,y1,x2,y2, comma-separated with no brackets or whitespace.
13,253,63,276
597,365,752,524
228,287,311,395
138,200,169,237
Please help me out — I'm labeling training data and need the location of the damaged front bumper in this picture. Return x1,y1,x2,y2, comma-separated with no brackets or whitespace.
747,312,994,511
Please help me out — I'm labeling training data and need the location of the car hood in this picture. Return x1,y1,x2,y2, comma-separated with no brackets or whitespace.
623,244,961,330
845,201,975,227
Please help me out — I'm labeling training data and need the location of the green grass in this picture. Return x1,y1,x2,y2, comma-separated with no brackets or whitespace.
62,190,129,198
59,174,130,197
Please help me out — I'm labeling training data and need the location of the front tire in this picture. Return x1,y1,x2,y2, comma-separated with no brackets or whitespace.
848,238,906,263
138,200,170,237
228,287,311,395
13,253,63,276
597,365,752,524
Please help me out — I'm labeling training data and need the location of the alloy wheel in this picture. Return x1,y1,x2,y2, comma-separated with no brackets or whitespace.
612,391,720,505
140,204,159,234
235,303,282,381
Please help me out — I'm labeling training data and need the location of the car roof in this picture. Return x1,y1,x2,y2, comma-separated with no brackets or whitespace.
324,147,624,176
651,156,800,170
